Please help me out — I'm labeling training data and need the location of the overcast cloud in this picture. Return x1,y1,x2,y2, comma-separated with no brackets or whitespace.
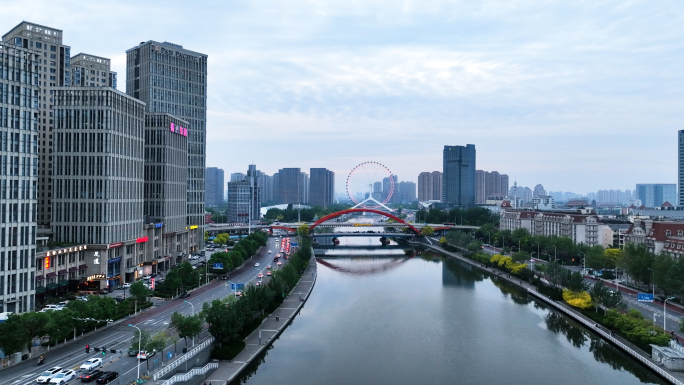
5,1,683,195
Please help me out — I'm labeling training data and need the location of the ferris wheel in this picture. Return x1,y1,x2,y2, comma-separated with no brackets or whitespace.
346,161,394,209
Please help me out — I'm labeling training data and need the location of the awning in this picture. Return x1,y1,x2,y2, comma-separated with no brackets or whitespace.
78,264,88,269
46,283,58,290
35,275,45,281
58,280,69,287
46,272,57,278
68,267,78,272
35,286,46,294
58,269,68,275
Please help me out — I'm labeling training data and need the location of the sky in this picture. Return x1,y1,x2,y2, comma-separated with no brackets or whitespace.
5,1,683,196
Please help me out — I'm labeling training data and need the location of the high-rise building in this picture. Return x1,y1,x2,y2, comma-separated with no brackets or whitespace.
475,170,509,204
309,168,335,208
143,113,189,272
126,41,208,253
679,130,684,207
533,184,546,198
0,39,40,313
52,87,146,288
230,172,245,182
418,171,442,201
226,180,250,223
205,167,224,207
635,184,677,207
246,165,262,221
275,168,307,204
70,53,116,88
396,181,417,203
3,22,73,227
443,145,476,208
382,175,398,203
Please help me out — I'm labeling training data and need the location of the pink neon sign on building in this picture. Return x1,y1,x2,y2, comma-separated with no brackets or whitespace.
170,123,188,137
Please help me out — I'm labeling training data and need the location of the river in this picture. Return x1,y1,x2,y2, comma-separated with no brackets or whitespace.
231,234,667,385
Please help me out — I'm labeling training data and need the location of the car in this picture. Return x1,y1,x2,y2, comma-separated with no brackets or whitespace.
257,273,264,278
95,372,118,384
80,357,103,371
273,258,278,262
220,275,228,280
254,263,260,267
180,291,190,298
143,275,152,280
268,250,272,253
137,349,157,360
98,289,109,295
266,271,272,276
36,366,63,383
256,281,261,286
235,291,243,297
80,369,104,383
128,348,139,357
277,261,282,266
49,369,77,384
114,295,125,302
122,283,131,289
267,265,271,269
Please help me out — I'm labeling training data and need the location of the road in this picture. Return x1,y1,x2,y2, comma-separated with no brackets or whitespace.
1,235,289,385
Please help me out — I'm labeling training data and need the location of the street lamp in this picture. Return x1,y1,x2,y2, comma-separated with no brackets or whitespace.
184,301,195,347
129,324,142,381
579,252,585,273
553,245,557,262
647,268,655,298
534,242,540,262
664,297,675,331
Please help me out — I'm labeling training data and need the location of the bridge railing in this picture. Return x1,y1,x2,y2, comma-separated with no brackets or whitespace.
152,337,214,381
160,362,218,385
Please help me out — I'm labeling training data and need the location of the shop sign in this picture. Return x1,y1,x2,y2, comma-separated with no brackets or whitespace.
87,274,106,281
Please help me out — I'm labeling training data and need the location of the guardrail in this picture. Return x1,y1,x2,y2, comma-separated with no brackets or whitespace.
529,289,684,385
159,362,218,385
152,337,214,381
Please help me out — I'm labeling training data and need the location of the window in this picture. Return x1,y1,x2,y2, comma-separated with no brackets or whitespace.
666,230,672,236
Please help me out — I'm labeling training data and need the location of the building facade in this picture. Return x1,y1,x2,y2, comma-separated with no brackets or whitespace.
52,87,146,288
476,170,509,204
275,168,307,204
70,53,116,88
443,144,476,208
500,207,600,246
205,167,224,207
626,219,684,258
3,22,72,228
309,168,334,208
126,41,208,253
635,183,677,207
0,40,40,313
418,171,442,201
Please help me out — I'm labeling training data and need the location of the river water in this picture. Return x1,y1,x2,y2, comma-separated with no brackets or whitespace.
232,235,667,385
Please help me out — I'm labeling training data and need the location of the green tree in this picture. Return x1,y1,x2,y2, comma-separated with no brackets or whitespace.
420,225,434,236
129,281,152,303
0,314,28,355
567,271,588,293
589,281,610,312
511,250,530,263
170,312,203,346
130,328,151,351
297,224,310,236
620,244,654,285
146,330,168,354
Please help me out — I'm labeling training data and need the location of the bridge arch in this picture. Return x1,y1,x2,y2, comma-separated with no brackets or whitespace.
310,209,420,235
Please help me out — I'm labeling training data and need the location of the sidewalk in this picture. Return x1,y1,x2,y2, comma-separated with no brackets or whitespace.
203,257,317,385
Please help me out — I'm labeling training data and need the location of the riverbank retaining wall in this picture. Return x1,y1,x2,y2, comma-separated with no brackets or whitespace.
416,241,684,385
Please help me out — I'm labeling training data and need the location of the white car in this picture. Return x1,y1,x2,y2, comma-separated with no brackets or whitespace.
254,263,260,267
122,283,131,289
49,369,77,384
36,367,62,384
268,250,272,253
80,357,103,370
137,349,157,360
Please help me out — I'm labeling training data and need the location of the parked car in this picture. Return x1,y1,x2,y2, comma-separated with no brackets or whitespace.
79,369,103,382
220,276,228,280
36,366,63,384
137,349,157,360
114,296,125,302
254,263,260,267
49,369,77,384
95,372,118,384
122,283,131,289
128,348,139,357
180,291,190,298
79,358,103,371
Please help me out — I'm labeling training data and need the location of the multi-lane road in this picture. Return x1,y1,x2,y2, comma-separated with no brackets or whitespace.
2,235,288,385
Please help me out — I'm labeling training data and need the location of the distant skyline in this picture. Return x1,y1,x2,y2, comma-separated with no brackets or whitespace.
5,1,682,195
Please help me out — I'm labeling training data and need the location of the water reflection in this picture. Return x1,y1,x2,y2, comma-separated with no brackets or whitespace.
442,257,485,288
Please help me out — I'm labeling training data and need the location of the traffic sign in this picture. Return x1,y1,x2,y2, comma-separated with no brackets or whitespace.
213,263,223,269
291,242,298,247
638,293,654,302
231,283,245,290
231,283,236,290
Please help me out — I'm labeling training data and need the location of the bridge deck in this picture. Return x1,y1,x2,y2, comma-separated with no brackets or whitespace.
310,233,414,238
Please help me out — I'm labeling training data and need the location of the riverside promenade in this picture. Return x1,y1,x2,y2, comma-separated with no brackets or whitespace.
419,242,684,385
204,256,318,385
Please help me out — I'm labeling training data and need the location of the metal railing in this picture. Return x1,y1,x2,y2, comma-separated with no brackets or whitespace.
159,362,218,385
152,337,214,381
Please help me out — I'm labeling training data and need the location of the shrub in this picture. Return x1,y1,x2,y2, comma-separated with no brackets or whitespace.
211,340,246,360
562,289,592,309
